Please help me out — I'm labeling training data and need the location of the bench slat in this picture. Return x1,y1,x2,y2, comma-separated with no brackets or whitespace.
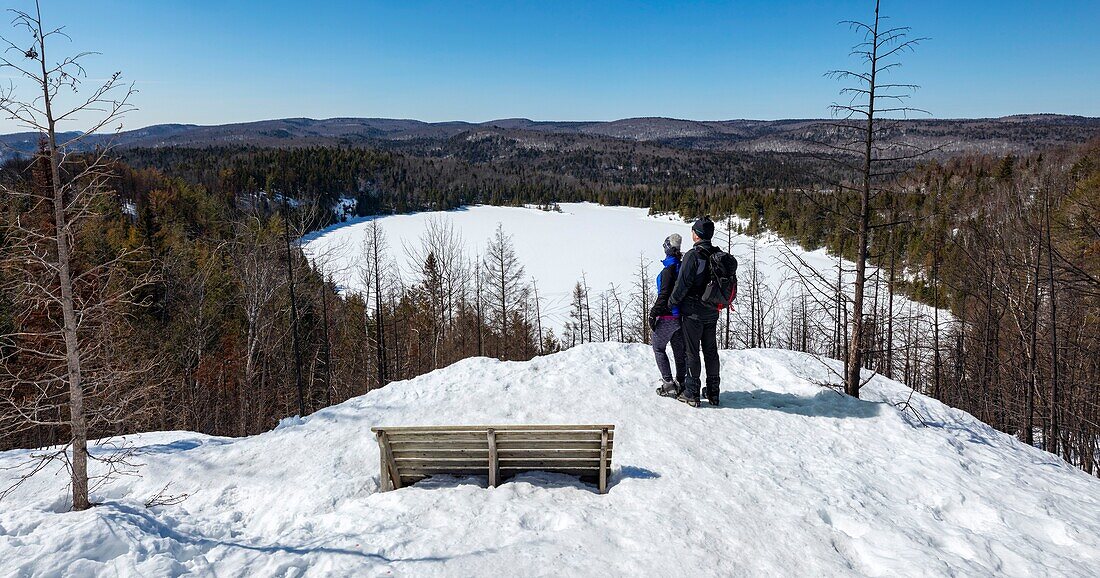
373,424,614,433
393,449,488,458
387,433,613,443
496,432,614,441
399,467,494,475
390,443,613,453
499,449,610,458
391,449,611,457
389,441,487,450
498,459,601,468
395,458,490,468
384,432,491,442
498,440,609,450
499,467,601,475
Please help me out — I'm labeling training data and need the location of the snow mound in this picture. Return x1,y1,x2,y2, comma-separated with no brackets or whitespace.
2,344,1098,576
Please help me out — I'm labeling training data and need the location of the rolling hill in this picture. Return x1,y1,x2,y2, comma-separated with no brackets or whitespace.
1,343,1097,576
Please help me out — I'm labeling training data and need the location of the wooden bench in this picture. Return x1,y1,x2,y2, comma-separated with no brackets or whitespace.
371,424,615,494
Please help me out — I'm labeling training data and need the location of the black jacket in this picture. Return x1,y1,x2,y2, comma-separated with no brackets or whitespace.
650,260,680,319
670,240,715,310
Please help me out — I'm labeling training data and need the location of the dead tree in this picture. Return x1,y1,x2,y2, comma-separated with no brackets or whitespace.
279,194,306,416
359,221,389,388
633,255,651,344
825,0,929,397
0,1,141,510
234,215,285,433
531,278,544,354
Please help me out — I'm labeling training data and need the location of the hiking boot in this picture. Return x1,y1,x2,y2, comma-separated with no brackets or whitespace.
656,378,680,398
705,385,720,407
676,392,700,407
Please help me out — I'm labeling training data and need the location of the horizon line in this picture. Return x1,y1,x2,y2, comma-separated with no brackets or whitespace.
2,112,1099,137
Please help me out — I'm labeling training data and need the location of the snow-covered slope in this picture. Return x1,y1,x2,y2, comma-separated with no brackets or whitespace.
2,344,1098,576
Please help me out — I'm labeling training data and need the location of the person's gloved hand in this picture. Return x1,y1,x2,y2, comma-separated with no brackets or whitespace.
648,313,658,331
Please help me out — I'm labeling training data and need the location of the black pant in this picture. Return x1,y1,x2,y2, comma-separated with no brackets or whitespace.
651,318,686,383
680,303,720,400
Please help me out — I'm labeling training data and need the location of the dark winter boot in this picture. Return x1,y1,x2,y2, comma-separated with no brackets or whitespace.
656,378,680,398
705,385,720,407
676,391,700,407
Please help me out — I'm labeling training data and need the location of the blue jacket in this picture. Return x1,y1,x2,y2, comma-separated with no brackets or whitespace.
653,255,681,318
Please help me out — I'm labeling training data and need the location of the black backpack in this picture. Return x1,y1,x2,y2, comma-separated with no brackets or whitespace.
701,248,738,310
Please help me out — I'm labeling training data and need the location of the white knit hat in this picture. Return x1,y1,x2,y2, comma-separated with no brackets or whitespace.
663,233,682,255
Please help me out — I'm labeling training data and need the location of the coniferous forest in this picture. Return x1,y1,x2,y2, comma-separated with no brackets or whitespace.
3,138,1099,475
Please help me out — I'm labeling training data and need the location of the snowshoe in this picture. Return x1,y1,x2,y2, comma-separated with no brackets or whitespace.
705,387,720,407
676,392,700,407
656,378,680,398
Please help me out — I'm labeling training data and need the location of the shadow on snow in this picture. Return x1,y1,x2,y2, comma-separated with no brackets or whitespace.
716,389,880,419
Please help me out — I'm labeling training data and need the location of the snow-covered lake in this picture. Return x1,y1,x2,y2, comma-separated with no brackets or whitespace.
302,202,942,345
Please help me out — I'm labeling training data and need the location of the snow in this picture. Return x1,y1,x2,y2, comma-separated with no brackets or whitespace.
301,203,945,337
2,344,1098,576
333,196,357,221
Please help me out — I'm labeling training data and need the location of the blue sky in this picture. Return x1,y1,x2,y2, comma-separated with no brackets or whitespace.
1,0,1097,132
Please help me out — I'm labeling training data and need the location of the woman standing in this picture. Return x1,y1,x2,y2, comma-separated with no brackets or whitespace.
650,234,686,397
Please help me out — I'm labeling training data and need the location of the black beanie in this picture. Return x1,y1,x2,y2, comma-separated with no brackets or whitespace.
692,217,714,240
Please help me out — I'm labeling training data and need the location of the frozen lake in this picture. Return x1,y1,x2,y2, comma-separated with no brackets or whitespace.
302,202,940,341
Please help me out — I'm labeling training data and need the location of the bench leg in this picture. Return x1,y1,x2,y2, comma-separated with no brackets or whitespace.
488,429,499,488
599,428,609,494
376,433,393,492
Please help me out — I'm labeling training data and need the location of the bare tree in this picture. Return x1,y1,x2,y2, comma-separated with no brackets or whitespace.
633,254,652,344
359,220,390,388
278,195,306,416
826,0,929,397
531,278,544,354
0,1,140,510
233,215,285,434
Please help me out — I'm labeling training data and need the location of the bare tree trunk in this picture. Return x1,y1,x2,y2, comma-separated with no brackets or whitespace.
1025,226,1042,446
845,7,876,397
583,275,593,343
532,280,544,354
636,256,651,344
885,225,896,379
282,195,306,416
1045,189,1060,455
321,273,333,406
933,242,942,399
41,5,88,510
48,122,90,511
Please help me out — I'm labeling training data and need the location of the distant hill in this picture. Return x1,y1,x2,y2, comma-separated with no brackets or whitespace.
2,114,1098,160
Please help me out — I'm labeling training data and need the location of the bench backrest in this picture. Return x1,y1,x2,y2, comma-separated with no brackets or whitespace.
371,424,615,494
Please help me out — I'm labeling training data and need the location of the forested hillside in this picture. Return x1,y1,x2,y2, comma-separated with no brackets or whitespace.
4,114,1098,160
3,137,1098,474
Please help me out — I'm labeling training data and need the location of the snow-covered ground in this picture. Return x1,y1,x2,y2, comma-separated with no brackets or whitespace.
301,203,943,338
2,344,1098,576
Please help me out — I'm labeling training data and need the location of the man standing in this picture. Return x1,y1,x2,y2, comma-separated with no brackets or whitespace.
669,217,721,407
